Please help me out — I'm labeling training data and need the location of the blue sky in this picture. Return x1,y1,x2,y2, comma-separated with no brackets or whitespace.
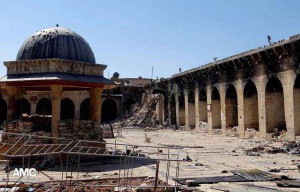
0,0,300,79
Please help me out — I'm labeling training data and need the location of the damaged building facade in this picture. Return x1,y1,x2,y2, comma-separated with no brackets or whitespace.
154,35,300,141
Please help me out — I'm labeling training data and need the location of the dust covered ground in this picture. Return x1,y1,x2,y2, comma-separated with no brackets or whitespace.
108,128,300,191
0,128,299,191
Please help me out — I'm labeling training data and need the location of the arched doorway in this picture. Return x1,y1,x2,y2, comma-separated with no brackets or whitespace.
36,98,52,115
243,80,259,131
225,84,238,128
211,87,221,129
265,76,285,133
188,90,195,128
170,94,176,125
19,98,31,116
102,99,118,122
0,98,7,125
294,75,300,136
80,98,90,120
61,98,75,120
179,91,185,126
199,89,208,122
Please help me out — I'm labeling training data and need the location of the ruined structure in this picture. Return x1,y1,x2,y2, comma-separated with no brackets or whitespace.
154,35,300,141
0,27,117,140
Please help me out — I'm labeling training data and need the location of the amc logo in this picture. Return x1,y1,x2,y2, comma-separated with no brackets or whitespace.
12,168,37,177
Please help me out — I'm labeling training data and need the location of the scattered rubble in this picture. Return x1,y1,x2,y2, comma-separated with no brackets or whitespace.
245,128,259,139
225,126,239,137
111,94,165,128
246,141,300,156
199,121,208,129
282,141,300,155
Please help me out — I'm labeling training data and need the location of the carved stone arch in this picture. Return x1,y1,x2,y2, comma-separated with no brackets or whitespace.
61,98,75,120
0,98,7,125
36,98,52,115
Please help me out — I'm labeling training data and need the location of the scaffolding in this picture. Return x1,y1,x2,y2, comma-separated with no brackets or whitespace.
0,132,184,191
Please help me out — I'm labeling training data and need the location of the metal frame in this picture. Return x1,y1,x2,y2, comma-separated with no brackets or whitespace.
0,132,183,191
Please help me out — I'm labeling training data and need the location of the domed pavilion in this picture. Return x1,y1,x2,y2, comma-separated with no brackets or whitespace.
0,26,116,140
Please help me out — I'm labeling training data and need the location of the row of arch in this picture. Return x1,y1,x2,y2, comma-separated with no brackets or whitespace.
0,97,118,124
170,75,300,136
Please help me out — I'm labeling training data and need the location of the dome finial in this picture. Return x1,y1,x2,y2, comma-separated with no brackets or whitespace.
56,24,59,27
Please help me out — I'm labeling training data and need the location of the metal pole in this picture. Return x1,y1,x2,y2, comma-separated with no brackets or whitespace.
154,160,160,192
76,154,81,189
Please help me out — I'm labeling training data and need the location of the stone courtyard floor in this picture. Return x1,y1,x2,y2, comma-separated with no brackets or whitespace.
0,128,299,191
111,128,300,191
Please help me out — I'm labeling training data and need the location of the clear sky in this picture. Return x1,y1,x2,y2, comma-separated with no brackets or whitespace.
0,0,300,79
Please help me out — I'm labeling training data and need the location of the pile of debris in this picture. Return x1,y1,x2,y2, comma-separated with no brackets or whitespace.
272,128,287,141
246,141,300,156
225,126,239,137
199,121,208,129
111,94,163,128
245,144,284,156
245,128,259,139
282,141,300,155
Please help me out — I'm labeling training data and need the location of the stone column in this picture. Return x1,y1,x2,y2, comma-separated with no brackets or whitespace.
206,84,213,133
156,94,164,123
219,83,227,134
175,86,180,126
253,75,268,139
89,87,103,124
195,83,200,129
184,89,190,130
280,70,296,141
51,86,62,139
30,102,37,115
161,95,165,122
6,86,20,121
236,79,245,137
168,95,172,125
74,99,81,120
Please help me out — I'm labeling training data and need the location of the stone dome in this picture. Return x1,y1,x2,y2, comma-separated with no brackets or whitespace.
16,27,96,63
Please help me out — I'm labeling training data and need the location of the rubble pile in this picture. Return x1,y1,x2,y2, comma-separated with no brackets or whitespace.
246,141,300,156
245,145,284,156
282,141,300,154
101,124,114,138
111,94,162,128
197,121,209,133
225,126,239,137
245,128,259,139
272,128,287,141
199,121,208,129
